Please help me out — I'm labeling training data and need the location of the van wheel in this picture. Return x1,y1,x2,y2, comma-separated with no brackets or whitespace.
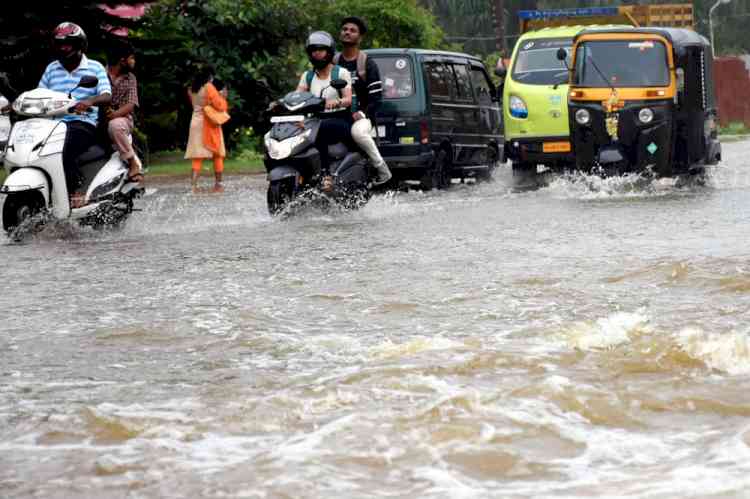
421,150,451,190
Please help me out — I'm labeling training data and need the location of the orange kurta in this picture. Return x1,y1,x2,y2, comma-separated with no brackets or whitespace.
202,82,228,157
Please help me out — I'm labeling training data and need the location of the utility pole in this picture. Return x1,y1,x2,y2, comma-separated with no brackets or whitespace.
491,0,506,56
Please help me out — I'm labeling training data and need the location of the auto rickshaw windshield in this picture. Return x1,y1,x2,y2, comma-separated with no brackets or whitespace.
573,40,670,87
511,38,571,85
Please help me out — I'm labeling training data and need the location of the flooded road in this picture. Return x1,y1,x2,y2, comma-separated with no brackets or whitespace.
2,140,750,498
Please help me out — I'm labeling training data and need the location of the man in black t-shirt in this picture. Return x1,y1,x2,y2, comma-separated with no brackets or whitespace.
335,16,392,186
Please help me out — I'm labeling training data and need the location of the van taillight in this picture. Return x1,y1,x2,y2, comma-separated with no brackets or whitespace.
420,120,429,144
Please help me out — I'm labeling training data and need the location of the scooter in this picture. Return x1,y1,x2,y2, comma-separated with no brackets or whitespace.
0,75,143,239
0,95,10,164
263,79,372,215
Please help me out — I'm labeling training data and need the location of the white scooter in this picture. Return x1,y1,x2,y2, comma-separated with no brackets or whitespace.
0,75,143,239
0,94,10,164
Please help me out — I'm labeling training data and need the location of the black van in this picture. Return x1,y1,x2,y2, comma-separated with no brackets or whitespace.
365,49,503,189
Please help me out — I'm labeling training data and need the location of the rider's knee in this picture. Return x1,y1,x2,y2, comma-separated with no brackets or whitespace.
351,118,372,143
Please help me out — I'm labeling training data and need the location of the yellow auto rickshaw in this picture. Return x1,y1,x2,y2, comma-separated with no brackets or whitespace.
560,27,721,176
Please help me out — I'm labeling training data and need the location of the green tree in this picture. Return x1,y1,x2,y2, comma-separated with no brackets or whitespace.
0,2,144,91
135,0,446,151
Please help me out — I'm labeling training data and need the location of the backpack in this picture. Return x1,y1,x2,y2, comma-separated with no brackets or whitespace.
333,52,368,113
333,51,367,84
304,64,343,92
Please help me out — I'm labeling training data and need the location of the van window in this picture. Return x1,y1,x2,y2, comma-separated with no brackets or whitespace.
512,37,571,85
424,62,452,100
373,57,415,99
470,66,494,104
451,64,474,102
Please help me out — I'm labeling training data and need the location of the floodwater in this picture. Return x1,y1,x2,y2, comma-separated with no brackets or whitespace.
2,141,750,498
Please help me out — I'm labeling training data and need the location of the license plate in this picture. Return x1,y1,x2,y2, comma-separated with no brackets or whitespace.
270,115,305,123
542,141,571,153
399,137,415,144
370,125,386,138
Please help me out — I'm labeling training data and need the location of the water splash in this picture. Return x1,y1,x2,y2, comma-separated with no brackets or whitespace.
677,327,750,375
559,311,653,350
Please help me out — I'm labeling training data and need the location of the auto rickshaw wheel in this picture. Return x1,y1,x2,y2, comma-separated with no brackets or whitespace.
512,162,536,175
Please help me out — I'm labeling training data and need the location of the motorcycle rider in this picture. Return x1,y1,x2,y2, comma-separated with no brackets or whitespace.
335,16,392,186
295,31,354,183
105,40,142,184
38,22,112,207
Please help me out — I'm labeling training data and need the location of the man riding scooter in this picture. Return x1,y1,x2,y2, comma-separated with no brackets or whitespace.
335,16,392,186
105,40,143,185
38,22,112,207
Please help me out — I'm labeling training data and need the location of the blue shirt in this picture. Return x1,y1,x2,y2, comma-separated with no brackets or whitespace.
38,55,112,127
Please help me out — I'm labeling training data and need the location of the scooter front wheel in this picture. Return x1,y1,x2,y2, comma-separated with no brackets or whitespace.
267,178,295,216
2,191,45,239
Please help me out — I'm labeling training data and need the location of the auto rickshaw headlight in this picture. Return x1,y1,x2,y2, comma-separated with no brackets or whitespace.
638,108,654,124
509,95,528,119
575,109,590,125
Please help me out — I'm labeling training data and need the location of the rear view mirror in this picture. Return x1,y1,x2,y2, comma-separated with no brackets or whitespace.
556,48,567,61
78,75,99,88
330,79,347,91
494,66,507,78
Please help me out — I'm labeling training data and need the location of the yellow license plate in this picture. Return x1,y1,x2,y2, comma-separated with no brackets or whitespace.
399,137,415,144
542,141,571,153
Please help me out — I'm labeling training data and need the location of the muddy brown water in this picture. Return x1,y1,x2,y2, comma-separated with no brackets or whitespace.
2,141,750,498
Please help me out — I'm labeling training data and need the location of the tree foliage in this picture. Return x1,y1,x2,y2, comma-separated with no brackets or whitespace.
133,0,446,150
420,0,750,58
0,1,144,91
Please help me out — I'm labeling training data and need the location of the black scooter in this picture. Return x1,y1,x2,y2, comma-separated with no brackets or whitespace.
263,79,371,215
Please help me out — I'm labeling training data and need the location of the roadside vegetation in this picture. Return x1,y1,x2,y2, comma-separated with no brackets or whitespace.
719,121,750,137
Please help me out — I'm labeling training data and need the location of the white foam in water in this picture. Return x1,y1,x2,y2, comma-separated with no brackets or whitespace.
677,327,750,375
542,170,708,201
560,311,652,350
370,336,465,359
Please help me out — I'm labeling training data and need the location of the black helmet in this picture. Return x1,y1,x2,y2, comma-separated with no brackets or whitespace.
305,31,335,70
341,16,367,35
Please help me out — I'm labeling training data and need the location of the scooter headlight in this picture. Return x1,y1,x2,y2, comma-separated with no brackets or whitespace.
264,129,311,160
509,95,528,119
12,97,69,116
638,107,654,124
575,108,591,125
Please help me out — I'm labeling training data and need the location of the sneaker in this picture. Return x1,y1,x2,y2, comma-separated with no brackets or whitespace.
372,161,392,186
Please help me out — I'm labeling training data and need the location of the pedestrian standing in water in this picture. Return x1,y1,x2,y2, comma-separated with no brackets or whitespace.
184,65,228,193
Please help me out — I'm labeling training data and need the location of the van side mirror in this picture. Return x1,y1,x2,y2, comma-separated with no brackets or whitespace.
330,79,347,91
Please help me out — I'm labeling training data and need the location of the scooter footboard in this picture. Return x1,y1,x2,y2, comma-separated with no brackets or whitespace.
333,154,368,185
1,168,50,205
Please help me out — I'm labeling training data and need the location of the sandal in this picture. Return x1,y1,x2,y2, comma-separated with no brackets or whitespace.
127,173,145,183
69,192,85,209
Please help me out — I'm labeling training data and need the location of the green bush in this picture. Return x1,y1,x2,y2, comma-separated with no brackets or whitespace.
719,121,750,136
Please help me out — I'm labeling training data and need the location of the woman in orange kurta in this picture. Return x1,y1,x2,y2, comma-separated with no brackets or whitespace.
185,68,228,193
